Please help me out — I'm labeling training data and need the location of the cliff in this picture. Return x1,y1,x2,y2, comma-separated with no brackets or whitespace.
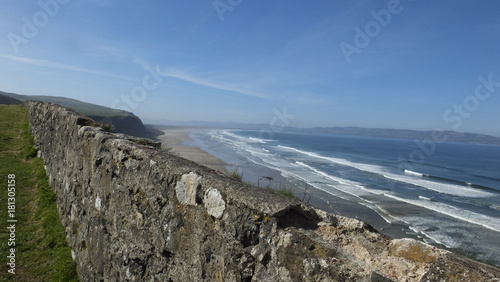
27,101,500,281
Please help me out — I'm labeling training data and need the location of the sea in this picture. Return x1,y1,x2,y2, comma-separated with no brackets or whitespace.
186,129,500,267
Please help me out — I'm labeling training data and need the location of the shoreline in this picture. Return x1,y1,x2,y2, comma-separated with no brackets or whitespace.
158,128,288,183
157,127,393,219
157,128,390,222
158,128,298,189
158,128,230,174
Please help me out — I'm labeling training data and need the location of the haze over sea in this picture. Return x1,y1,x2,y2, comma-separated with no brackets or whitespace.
187,129,500,267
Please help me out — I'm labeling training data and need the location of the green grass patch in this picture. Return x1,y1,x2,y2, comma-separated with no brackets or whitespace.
265,187,296,199
0,104,77,281
229,171,243,182
274,188,296,198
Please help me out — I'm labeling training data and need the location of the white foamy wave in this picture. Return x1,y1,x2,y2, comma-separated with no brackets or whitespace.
224,131,275,144
277,145,494,198
277,145,297,151
249,137,267,143
279,170,352,202
295,161,376,197
491,205,500,211
404,169,424,177
419,229,453,248
422,235,451,247
383,193,500,233
398,216,470,248
359,200,395,224
382,174,493,198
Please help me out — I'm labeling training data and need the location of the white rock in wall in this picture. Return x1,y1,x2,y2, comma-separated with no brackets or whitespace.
175,172,201,206
204,187,225,219
95,195,102,211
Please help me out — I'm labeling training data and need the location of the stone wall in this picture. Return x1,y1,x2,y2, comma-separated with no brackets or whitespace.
27,101,500,281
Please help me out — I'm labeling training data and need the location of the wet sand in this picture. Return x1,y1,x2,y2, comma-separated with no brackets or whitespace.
158,128,230,174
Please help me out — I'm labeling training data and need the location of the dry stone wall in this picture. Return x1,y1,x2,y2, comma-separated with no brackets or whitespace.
27,101,500,281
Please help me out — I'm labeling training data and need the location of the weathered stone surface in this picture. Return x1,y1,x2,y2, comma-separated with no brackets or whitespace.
26,101,500,281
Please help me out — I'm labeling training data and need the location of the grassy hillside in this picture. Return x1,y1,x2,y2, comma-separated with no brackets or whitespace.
0,104,78,281
29,95,130,117
0,91,130,117
0,91,149,137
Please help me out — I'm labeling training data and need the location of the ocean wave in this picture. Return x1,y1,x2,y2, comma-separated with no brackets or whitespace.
359,200,395,224
420,230,452,248
491,205,500,211
404,169,497,192
383,193,500,233
395,216,453,248
224,131,276,144
279,170,353,202
295,161,376,197
382,174,494,198
277,145,495,198
404,169,426,177
249,137,267,143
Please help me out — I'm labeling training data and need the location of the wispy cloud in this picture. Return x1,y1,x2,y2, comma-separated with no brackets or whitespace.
0,54,133,81
155,66,269,99
134,56,327,105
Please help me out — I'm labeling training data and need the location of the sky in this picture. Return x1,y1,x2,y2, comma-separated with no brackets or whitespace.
1,0,499,136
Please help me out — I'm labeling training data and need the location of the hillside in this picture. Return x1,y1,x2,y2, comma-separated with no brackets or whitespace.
0,91,149,138
0,93,23,105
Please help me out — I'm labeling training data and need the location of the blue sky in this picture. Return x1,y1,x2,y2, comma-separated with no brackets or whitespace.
1,0,499,136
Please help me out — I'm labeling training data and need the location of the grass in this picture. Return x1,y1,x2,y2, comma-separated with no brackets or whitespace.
265,187,296,199
0,104,78,281
229,171,243,182
229,168,296,199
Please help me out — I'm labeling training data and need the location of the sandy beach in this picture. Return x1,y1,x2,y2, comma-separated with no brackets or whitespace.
158,128,230,174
